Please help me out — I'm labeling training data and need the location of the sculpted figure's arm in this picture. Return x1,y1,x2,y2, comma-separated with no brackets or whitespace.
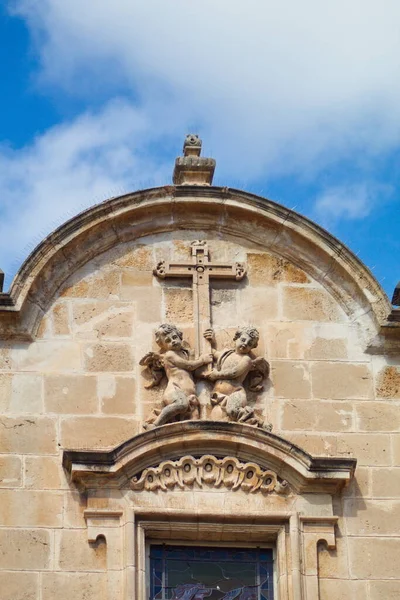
206,355,252,381
167,351,213,371
203,328,222,361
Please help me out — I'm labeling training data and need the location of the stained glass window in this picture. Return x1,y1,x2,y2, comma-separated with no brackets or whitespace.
149,544,274,599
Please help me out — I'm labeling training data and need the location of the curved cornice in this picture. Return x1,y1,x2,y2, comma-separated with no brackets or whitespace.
62,421,356,495
0,185,392,341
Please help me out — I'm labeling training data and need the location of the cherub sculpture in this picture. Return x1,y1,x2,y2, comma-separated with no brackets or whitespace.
140,324,212,429
202,327,270,429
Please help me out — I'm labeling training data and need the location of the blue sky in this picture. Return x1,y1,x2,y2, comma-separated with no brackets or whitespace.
1,1,399,302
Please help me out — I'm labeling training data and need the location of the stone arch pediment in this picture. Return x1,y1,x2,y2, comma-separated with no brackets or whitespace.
63,421,355,495
0,185,391,341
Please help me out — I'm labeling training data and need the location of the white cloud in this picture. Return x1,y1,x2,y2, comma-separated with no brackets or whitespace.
12,0,400,179
313,183,392,223
0,99,172,287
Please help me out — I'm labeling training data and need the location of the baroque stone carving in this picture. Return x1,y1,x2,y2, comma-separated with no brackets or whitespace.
202,327,271,430
140,324,212,429
131,454,289,494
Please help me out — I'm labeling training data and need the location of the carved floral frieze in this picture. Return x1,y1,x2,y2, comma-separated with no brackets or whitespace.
130,454,289,494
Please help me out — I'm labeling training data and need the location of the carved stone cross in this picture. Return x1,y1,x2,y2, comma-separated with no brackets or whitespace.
154,241,246,356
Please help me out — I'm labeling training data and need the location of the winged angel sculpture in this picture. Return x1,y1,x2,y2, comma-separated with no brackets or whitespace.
140,324,270,430
140,324,212,429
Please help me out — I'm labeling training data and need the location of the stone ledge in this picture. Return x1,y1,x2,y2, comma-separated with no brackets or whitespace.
63,420,356,495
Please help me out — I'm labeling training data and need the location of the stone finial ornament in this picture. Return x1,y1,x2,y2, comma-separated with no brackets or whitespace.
173,134,216,185
140,324,212,429
202,327,271,430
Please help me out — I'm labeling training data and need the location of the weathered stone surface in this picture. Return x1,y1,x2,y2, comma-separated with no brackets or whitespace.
238,288,278,322
111,244,153,270
371,468,400,498
83,342,134,372
271,361,311,398
0,529,50,569
0,455,21,488
13,341,81,372
247,252,310,285
42,573,107,600
6,374,43,413
61,270,120,299
345,499,400,535
61,416,138,449
0,571,39,600
337,434,391,466
281,400,353,431
356,401,400,431
376,365,400,398
52,302,71,335
0,417,57,454
348,538,400,578
119,286,162,322
98,374,136,414
25,456,63,490
72,301,135,339
282,286,344,322
369,581,400,599
164,288,193,322
44,374,97,414
305,337,348,360
0,490,63,526
311,362,373,399
57,529,107,570
319,579,367,599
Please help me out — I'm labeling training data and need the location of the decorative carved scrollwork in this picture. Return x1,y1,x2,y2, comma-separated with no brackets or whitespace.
130,455,289,494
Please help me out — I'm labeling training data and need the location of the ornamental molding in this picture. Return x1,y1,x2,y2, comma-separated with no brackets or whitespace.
131,454,289,494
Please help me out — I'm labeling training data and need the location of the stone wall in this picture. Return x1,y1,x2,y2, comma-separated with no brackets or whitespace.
0,231,399,599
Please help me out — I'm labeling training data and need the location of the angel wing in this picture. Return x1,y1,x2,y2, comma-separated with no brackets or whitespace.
139,351,165,389
247,356,270,392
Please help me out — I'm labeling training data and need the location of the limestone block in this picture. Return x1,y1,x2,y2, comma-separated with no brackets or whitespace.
281,400,353,432
0,455,22,488
111,243,153,270
60,416,138,449
376,365,400,398
61,270,120,299
0,417,57,454
72,301,135,339
0,572,39,600
83,343,134,372
348,537,400,578
12,341,82,372
98,374,136,414
0,343,13,370
52,302,71,335
283,432,338,455
343,466,370,498
271,361,311,398
247,252,310,285
0,529,50,569
318,527,350,579
164,288,193,323
369,581,400,599
305,337,348,360
42,573,107,600
311,362,373,400
356,401,400,431
25,456,63,489
337,434,391,466
319,579,367,599
0,373,11,411
57,529,106,570
238,287,278,322
344,499,400,535
44,374,97,414
210,287,238,327
6,373,43,413
63,490,87,528
119,286,162,322
0,490,63,527
371,468,400,498
282,286,344,322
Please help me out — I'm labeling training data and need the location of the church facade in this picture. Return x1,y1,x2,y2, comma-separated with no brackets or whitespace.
0,136,399,599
